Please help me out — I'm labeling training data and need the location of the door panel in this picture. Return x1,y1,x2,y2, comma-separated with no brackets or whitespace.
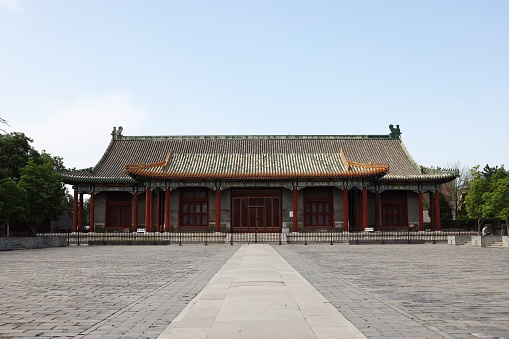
231,190,281,233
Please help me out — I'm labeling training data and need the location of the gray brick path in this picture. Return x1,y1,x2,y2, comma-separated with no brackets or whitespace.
274,243,509,339
0,244,238,338
2,243,509,339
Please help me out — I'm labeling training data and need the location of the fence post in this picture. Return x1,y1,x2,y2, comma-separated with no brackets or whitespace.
179,227,182,246
230,225,233,245
330,226,333,245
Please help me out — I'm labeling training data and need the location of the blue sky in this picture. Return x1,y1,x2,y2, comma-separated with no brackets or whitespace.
1,0,508,172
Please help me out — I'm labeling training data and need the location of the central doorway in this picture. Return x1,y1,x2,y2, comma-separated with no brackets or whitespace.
231,189,282,233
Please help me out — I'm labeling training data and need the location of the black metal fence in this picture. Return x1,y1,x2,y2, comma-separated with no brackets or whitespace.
286,229,460,244
36,229,226,246
27,227,478,246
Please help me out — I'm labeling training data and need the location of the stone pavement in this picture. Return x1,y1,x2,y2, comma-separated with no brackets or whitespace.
0,244,238,338
158,244,365,339
274,243,509,339
1,243,508,338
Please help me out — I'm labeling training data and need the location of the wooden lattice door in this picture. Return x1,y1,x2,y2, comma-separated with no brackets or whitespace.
231,190,281,233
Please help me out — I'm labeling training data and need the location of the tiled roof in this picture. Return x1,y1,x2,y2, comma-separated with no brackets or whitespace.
61,131,458,184
125,149,388,180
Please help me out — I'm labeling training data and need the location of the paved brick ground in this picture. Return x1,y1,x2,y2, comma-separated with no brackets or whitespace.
1,243,508,339
0,244,238,339
274,243,509,339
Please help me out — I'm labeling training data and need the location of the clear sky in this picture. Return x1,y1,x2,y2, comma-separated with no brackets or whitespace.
1,0,507,172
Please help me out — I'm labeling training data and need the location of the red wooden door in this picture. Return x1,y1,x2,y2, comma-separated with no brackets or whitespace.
231,190,281,233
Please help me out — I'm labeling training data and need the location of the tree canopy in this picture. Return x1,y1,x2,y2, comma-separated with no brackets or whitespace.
19,156,67,227
0,132,38,181
482,173,509,235
0,132,68,234
0,178,27,235
464,165,509,234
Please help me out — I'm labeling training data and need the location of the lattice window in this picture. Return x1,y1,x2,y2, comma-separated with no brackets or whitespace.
180,188,208,227
304,188,333,227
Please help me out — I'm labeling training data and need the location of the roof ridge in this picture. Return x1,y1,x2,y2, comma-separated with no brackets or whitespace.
115,134,393,141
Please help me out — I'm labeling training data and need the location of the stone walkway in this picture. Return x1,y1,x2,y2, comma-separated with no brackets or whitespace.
158,244,365,339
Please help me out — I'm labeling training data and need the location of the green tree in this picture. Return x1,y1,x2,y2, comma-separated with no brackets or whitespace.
465,165,509,234
438,191,454,227
0,132,40,181
0,178,27,236
464,166,489,234
481,164,505,181
483,177,509,235
18,155,67,231
0,131,69,234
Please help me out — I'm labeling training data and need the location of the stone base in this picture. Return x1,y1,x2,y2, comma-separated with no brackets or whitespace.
471,235,503,247
11,237,44,249
0,238,13,251
89,240,171,245
349,239,425,245
44,237,67,247
448,235,472,245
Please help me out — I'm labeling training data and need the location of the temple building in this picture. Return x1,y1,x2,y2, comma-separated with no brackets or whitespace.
62,125,457,233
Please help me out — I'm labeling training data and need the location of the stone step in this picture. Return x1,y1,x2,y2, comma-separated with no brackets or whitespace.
463,241,505,248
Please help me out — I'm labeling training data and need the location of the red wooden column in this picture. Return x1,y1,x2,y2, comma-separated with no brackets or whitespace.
89,191,95,232
293,186,298,232
435,188,441,231
149,188,153,232
73,189,78,231
418,188,424,231
156,191,162,232
429,191,435,229
164,188,170,232
375,188,380,229
145,186,151,231
79,192,84,232
361,186,368,230
343,187,349,232
215,186,221,232
133,190,139,232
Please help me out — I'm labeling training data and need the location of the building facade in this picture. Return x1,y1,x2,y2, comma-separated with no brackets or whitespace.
62,125,457,233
